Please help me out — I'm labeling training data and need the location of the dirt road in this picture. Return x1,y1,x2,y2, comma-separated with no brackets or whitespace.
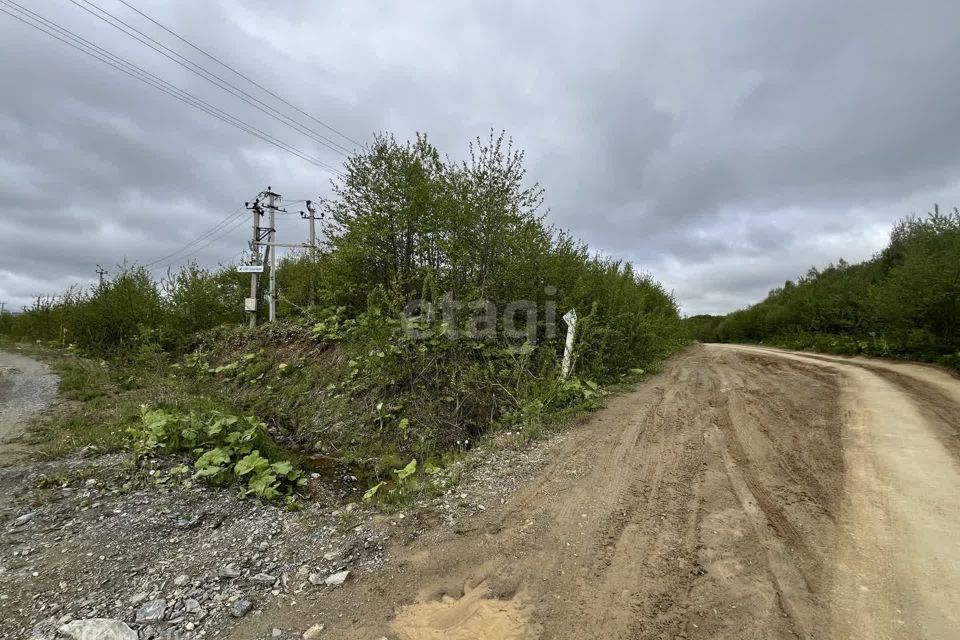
236,343,960,640
0,350,57,464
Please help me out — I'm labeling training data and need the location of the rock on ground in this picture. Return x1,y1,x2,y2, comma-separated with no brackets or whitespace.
58,618,137,640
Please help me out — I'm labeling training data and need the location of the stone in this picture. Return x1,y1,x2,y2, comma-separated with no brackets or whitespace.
250,573,277,586
230,598,253,618
58,618,137,640
13,512,34,527
307,573,324,586
184,598,200,613
173,574,190,587
218,566,241,579
174,515,201,530
302,624,325,640
135,599,167,624
271,629,282,638
324,570,349,586
129,593,148,606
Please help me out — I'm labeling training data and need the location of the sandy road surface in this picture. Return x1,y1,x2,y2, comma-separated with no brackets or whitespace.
0,350,57,464
233,343,960,640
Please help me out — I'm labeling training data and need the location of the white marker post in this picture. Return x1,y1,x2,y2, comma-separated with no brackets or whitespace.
561,309,577,380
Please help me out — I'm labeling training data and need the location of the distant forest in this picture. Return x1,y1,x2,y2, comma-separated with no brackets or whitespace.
686,206,960,370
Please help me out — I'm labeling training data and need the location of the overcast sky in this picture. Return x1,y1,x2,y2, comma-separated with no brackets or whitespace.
2,0,959,315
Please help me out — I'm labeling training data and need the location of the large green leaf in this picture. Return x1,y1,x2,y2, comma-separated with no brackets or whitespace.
394,458,417,481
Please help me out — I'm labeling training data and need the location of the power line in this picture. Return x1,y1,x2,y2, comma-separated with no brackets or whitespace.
114,0,363,150
69,0,354,158
1,1,335,172
145,206,245,267
0,1,342,174
167,213,251,267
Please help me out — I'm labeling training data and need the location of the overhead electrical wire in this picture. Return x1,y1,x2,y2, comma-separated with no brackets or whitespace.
69,0,354,158
145,206,246,267
114,0,363,150
0,1,343,174
1,1,355,273
163,213,251,268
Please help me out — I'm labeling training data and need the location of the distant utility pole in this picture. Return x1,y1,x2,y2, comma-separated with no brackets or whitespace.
96,264,108,289
0,301,5,315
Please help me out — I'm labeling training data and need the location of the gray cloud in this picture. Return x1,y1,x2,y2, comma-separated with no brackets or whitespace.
2,0,960,315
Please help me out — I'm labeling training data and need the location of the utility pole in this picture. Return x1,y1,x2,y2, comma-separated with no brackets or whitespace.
95,265,108,289
244,186,314,324
263,188,280,323
0,301,5,315
301,200,323,307
302,200,321,252
244,197,265,328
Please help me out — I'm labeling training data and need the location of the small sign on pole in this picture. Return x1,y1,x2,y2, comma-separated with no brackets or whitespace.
561,309,577,380
244,297,257,312
237,264,264,273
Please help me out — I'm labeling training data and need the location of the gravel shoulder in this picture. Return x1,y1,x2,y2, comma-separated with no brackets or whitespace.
0,349,58,464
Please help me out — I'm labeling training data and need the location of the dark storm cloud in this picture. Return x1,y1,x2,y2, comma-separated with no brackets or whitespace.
2,0,960,314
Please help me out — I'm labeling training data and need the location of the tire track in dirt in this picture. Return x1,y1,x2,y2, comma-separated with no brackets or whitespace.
717,345,960,639
753,347,960,462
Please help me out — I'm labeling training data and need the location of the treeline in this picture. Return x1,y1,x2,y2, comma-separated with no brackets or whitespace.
690,207,960,370
4,131,685,383
5,264,247,355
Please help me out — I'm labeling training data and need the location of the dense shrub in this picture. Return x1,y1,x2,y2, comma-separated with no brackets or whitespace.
275,131,685,382
5,263,245,355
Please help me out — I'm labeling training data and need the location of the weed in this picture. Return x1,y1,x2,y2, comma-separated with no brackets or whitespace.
129,407,305,501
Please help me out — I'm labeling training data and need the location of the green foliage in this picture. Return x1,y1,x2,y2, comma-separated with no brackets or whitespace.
278,131,686,384
129,407,305,501
683,314,725,343
714,207,960,369
362,458,420,505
